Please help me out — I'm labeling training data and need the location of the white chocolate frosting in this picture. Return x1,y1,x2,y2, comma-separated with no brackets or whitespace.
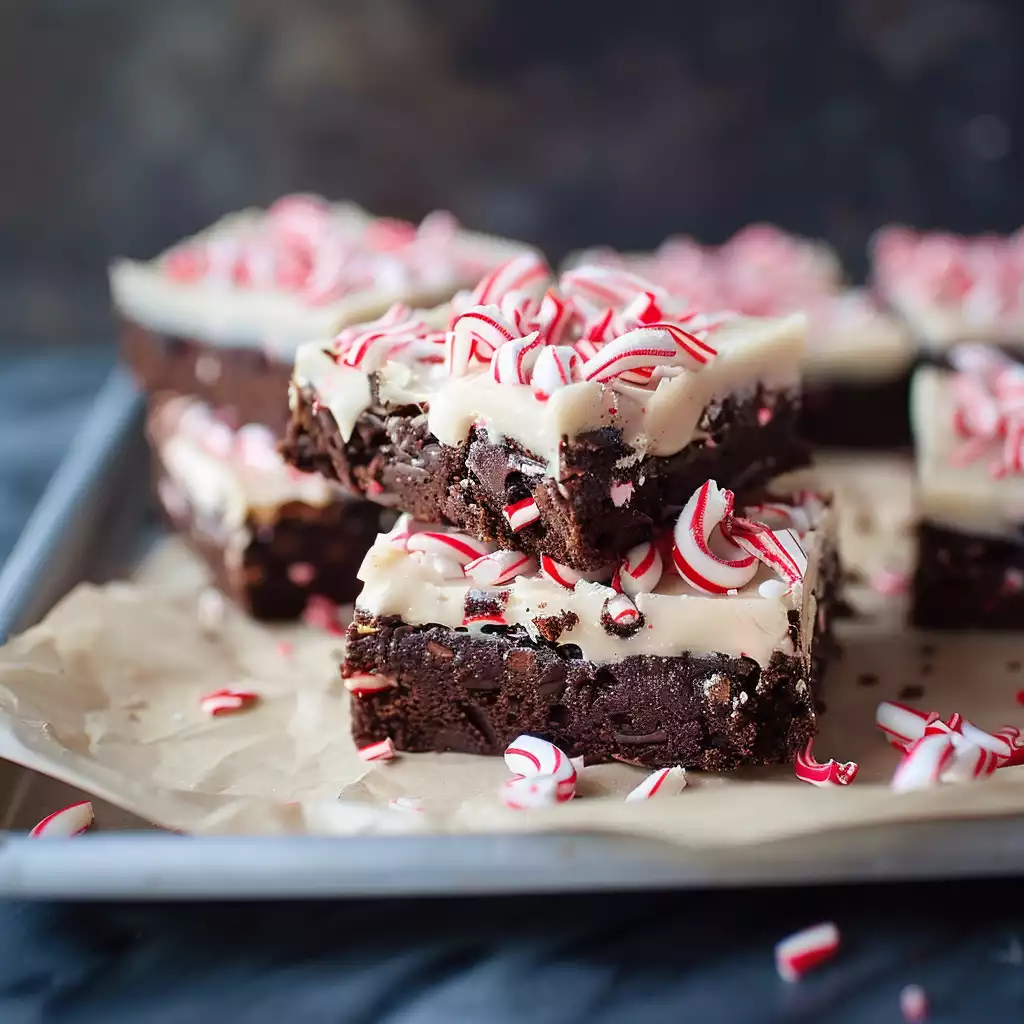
912,365,1024,537
355,489,834,668
110,197,535,355
148,396,339,530
293,306,806,472
570,227,913,383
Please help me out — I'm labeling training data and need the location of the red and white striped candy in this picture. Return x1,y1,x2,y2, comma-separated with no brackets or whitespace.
775,922,841,983
578,308,616,350
267,193,330,244
539,554,613,589
672,481,758,594
386,513,416,549
876,701,932,752
447,305,518,377
29,801,94,839
464,549,537,586
358,737,396,762
335,306,429,370
343,673,396,696
728,523,807,584
604,591,640,626
502,496,541,532
388,796,425,813
469,253,550,306
536,289,576,345
560,265,665,312
624,766,687,801
200,689,259,716
614,541,664,596
501,774,561,810
618,290,664,328
235,423,281,471
411,553,466,580
531,346,580,401
579,324,716,384
742,501,811,533
941,740,1001,783
609,481,634,507
406,530,492,566
491,331,542,384
504,733,577,801
794,739,859,787
498,289,540,333
890,733,955,792
463,609,508,626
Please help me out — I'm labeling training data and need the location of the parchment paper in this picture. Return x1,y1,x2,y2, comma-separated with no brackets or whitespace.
1,454,1024,844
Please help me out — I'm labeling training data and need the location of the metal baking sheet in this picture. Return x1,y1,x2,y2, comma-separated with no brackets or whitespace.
0,364,1023,900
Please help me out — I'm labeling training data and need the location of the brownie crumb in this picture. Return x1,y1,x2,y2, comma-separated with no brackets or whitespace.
1008,660,1022,673
531,611,580,644
898,684,924,700
426,641,454,661
857,672,879,687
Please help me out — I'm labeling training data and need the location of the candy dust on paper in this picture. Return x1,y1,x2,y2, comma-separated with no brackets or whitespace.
0,455,1022,841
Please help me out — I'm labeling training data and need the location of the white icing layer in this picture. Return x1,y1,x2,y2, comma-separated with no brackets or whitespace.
294,309,806,467
912,365,1024,538
148,397,339,529
355,492,834,667
111,200,535,354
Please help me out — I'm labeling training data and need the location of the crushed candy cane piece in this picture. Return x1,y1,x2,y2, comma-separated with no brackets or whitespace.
302,595,346,635
891,733,955,792
625,766,687,801
876,700,932,752
609,481,634,507
504,734,576,801
200,689,260,716
388,796,425,813
775,921,841,983
358,738,396,762
794,739,859,787
604,591,640,627
501,774,561,810
871,568,909,596
464,549,537,587
29,801,94,839
615,540,663,596
503,496,541,533
407,530,491,566
531,345,580,400
287,562,316,586
343,673,396,696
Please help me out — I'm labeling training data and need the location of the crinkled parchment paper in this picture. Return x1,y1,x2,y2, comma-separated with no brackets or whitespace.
0,455,1023,843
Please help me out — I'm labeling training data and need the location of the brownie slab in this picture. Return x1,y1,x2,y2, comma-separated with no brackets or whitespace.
910,353,1024,629
284,265,811,570
800,371,912,449
343,486,838,770
149,395,388,619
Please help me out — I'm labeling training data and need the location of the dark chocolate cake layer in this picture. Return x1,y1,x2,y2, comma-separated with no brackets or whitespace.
800,371,912,449
122,320,292,434
284,383,810,571
344,549,839,771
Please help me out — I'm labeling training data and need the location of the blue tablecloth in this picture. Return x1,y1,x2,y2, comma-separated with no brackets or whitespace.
0,350,1022,1022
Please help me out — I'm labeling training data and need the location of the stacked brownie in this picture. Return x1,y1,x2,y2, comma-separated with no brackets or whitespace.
111,193,535,618
284,257,841,769
911,345,1024,630
572,225,915,448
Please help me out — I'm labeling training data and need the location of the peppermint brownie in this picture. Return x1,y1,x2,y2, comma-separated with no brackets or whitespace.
343,482,838,770
148,395,388,619
874,226,1024,353
283,257,811,570
572,225,915,448
112,194,536,433
911,345,1024,629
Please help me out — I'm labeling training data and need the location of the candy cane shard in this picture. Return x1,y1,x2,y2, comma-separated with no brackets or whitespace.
388,796,425,813
491,331,543,384
504,734,577,802
727,523,807,583
531,345,580,401
579,325,714,384
560,265,666,311
604,591,640,626
464,549,538,586
775,922,841,983
793,739,859,787
200,689,260,716
447,305,518,376
501,773,561,810
614,541,664,596
406,530,491,566
343,673,397,696
891,733,955,792
672,481,758,594
358,738,396,762
29,801,94,839
539,554,613,589
469,253,551,306
625,766,687,801
899,984,929,1022
536,289,576,346
502,496,541,533
875,701,932,752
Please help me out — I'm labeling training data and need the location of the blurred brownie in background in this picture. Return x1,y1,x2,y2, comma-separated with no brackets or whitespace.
111,193,537,434
573,225,915,448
